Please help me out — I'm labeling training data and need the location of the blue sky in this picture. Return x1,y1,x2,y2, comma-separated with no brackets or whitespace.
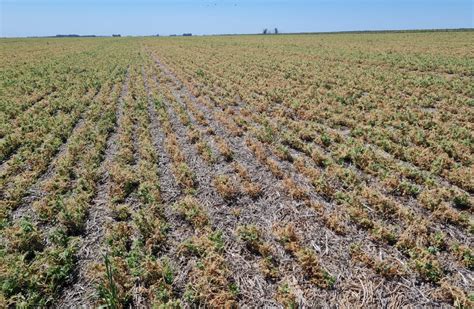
1,0,473,37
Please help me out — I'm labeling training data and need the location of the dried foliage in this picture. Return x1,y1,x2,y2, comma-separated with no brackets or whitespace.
2,32,473,307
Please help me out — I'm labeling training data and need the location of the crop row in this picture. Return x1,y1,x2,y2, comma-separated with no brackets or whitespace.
145,44,473,307
0,41,136,306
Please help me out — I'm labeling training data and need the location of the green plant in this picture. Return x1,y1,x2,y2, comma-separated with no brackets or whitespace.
99,253,119,309
453,194,471,210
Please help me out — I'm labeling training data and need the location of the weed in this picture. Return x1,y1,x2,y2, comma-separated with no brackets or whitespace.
100,253,119,308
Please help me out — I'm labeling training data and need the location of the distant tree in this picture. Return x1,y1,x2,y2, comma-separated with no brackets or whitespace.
274,28,279,34
263,28,268,35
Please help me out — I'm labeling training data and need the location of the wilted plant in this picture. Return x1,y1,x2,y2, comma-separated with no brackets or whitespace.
174,196,209,228
213,175,239,200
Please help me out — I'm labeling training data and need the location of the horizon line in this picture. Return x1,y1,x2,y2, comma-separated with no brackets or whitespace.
2,27,473,39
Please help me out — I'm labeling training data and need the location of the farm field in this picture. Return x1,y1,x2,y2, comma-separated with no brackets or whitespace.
0,32,473,307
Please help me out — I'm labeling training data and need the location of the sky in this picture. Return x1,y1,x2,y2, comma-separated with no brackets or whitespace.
1,0,473,37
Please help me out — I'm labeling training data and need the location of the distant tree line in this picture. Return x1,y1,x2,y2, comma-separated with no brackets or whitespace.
55,34,97,37
168,33,192,37
262,28,279,35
